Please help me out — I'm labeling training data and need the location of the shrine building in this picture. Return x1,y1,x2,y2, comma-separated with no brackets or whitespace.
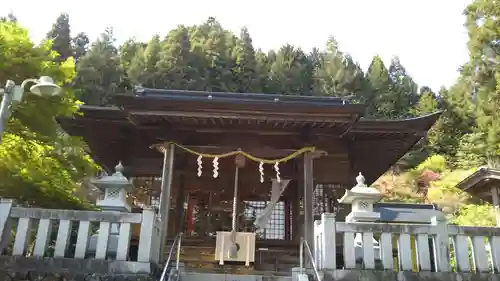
57,88,442,271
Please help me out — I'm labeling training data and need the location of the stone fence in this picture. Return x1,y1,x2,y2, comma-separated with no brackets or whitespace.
0,199,161,274
314,213,500,273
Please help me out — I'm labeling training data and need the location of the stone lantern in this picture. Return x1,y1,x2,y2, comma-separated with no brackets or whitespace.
87,162,133,259
339,172,383,267
338,172,383,223
93,162,132,213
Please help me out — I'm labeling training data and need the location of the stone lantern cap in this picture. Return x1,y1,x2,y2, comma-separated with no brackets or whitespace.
338,172,383,204
91,162,132,192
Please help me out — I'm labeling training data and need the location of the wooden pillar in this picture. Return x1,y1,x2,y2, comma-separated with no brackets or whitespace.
175,175,186,234
290,181,300,241
284,200,291,240
492,187,500,226
186,195,194,235
206,192,213,236
303,152,314,265
158,143,175,261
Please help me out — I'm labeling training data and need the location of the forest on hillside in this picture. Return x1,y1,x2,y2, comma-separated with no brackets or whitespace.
0,0,498,226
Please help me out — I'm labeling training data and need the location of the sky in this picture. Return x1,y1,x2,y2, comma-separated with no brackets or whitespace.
3,0,471,92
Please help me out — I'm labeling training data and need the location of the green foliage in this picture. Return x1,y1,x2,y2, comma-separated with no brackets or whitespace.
466,0,500,166
415,155,447,173
3,1,499,218
432,0,500,169
233,27,261,92
0,21,96,208
427,169,472,215
426,87,471,163
375,154,494,225
373,173,425,203
71,17,425,120
0,12,17,23
4,15,437,211
46,13,73,61
411,87,439,116
73,28,127,105
387,57,419,117
451,204,496,226
454,132,488,169
72,32,90,64
313,38,369,101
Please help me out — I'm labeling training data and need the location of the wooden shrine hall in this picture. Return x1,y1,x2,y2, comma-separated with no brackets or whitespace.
57,88,441,271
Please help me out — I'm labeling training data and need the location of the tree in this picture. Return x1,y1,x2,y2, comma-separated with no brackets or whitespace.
73,28,126,105
313,37,369,101
233,27,260,92
411,86,439,115
46,13,73,62
397,87,441,169
452,204,496,226
0,12,17,23
196,18,240,92
119,38,145,71
0,21,96,208
388,57,419,117
155,26,201,90
365,56,392,117
464,0,500,167
128,35,162,88
268,44,313,95
72,32,90,64
426,87,472,163
255,50,271,93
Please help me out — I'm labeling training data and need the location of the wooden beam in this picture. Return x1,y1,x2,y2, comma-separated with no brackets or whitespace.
127,152,346,173
129,109,356,124
127,129,349,155
348,129,424,136
150,145,328,158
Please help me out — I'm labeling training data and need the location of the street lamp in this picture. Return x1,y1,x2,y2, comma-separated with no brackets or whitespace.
0,76,61,143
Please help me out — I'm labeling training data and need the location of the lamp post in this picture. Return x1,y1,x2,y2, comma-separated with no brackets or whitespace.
0,76,62,143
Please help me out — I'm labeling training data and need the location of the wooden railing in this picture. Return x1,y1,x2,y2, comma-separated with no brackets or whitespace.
0,199,161,263
314,213,500,273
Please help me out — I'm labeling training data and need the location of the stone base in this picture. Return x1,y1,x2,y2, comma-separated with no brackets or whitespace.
346,211,380,223
0,272,155,281
323,270,500,281
0,256,159,275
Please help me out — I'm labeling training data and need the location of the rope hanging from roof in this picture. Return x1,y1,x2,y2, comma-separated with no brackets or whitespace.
158,142,315,183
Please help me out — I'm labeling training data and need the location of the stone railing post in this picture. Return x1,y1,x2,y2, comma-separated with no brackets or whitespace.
314,220,322,269
321,213,336,270
138,207,157,262
431,216,451,272
0,199,14,252
150,215,162,263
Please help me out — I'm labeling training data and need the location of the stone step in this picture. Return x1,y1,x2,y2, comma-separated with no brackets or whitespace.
180,272,292,281
164,243,299,274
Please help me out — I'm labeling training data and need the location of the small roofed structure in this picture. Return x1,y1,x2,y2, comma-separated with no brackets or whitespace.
456,166,500,225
